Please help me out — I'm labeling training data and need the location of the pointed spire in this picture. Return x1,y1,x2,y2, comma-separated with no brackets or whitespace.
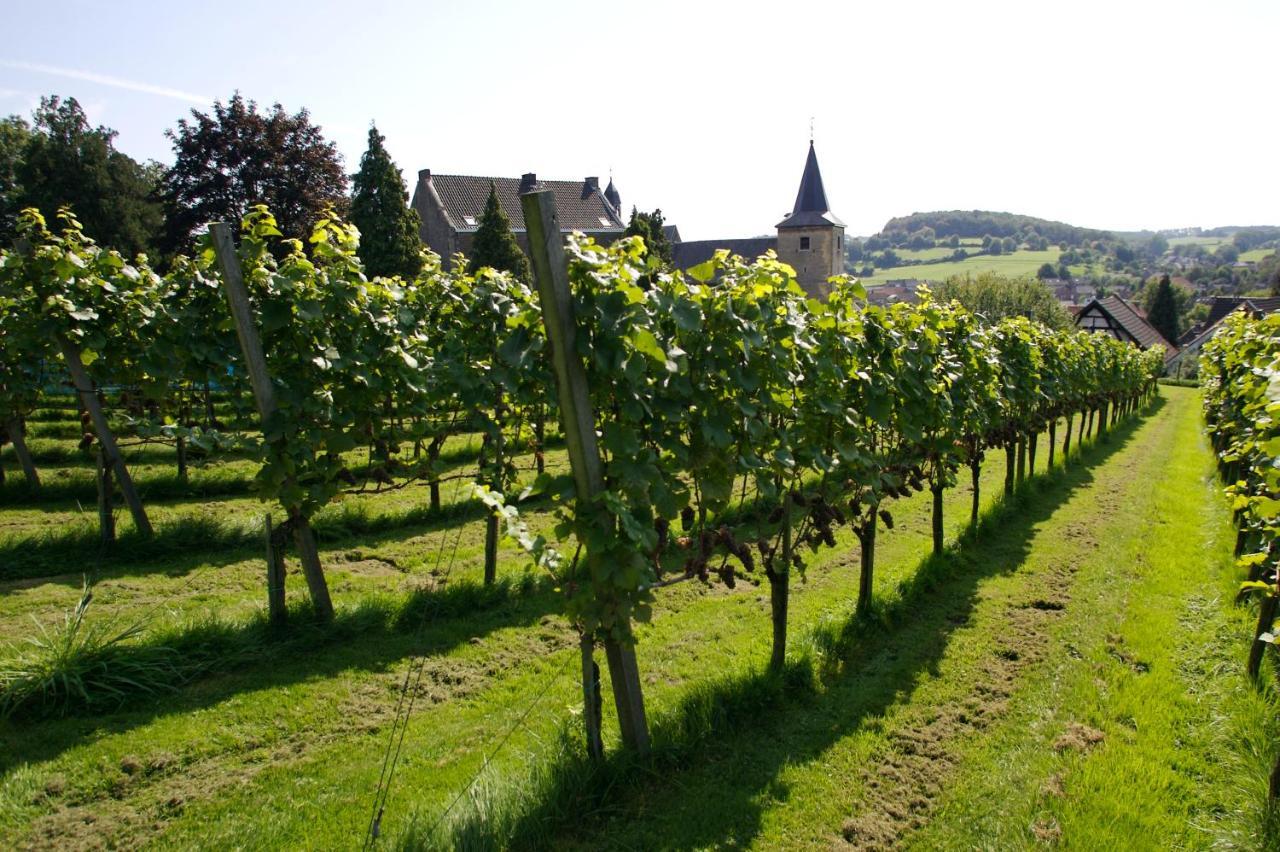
777,141,844,229
604,175,621,216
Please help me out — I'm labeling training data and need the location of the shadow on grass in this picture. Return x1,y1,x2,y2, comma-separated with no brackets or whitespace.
0,471,575,585
0,572,565,774
398,401,1160,850
0,431,541,508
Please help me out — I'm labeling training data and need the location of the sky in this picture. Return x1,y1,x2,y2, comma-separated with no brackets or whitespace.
2,0,1277,241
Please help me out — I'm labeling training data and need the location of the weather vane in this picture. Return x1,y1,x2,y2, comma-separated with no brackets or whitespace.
809,116,814,142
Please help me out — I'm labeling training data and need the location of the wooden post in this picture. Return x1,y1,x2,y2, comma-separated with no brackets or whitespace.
521,189,650,756
57,334,153,537
210,222,334,623
264,514,286,624
96,447,116,546
857,507,878,616
6,418,40,488
1048,420,1057,469
969,457,981,530
579,633,604,762
931,483,944,555
769,492,792,672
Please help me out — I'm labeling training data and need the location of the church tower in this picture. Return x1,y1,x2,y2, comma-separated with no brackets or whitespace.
776,141,845,298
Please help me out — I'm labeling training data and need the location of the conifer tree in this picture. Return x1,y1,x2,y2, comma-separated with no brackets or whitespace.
350,125,424,278
1148,274,1180,345
624,206,673,265
467,182,529,281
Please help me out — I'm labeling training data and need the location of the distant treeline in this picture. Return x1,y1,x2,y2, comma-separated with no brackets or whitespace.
877,210,1113,249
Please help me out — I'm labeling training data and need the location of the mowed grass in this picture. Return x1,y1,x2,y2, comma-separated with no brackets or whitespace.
0,388,1275,849
858,247,1108,286
1241,248,1277,263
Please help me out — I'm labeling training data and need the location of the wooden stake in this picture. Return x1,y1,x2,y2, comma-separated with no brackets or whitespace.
210,222,334,622
264,514,286,624
6,418,40,488
521,189,650,756
96,446,115,546
58,334,152,537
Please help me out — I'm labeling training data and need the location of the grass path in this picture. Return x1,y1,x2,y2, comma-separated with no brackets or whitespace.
553,387,1278,849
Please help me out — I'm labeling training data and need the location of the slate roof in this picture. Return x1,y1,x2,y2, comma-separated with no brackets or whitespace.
425,172,625,234
1204,296,1280,327
777,142,845,229
672,237,778,271
1075,295,1176,355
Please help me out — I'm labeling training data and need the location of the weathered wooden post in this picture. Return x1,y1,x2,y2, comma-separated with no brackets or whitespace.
210,222,334,623
59,334,153,537
520,189,649,757
264,514,287,624
5,418,40,488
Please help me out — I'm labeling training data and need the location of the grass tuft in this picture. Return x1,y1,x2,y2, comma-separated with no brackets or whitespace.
0,580,184,718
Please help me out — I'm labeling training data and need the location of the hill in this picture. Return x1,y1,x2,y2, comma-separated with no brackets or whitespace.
878,210,1112,248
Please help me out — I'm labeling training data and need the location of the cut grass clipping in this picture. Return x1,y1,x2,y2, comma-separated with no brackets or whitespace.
0,580,183,718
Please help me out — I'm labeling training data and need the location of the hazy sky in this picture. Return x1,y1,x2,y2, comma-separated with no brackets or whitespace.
3,0,1276,240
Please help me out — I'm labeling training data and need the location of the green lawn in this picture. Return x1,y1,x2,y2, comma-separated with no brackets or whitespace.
1168,235,1230,250
860,248,1065,286
0,388,1275,849
1241,248,1276,263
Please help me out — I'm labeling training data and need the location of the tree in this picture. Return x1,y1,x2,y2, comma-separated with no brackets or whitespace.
12,97,161,257
349,125,423,279
1036,262,1057,281
624,207,673,265
1147,274,1180,344
1147,233,1168,257
467,182,529,281
934,272,1072,329
161,94,348,255
0,115,31,243
1216,244,1240,264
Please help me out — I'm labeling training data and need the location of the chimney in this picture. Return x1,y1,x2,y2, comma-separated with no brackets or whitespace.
582,176,599,198
519,172,538,194
418,168,431,183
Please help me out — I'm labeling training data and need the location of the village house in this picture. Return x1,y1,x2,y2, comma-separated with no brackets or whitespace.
410,170,626,260
1073,294,1176,360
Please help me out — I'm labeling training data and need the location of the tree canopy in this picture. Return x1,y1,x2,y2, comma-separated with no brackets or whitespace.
160,94,348,255
624,207,673,265
349,125,423,279
933,272,1072,329
3,97,162,257
1145,274,1181,344
467,182,529,281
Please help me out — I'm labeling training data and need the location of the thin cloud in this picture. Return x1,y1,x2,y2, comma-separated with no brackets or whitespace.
0,59,210,104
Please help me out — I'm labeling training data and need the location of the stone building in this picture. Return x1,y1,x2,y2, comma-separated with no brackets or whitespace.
410,170,626,261
671,141,845,297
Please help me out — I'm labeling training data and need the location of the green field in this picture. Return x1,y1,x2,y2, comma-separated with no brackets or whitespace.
1168,235,1230,251
1,387,1275,848
859,248,1070,286
1240,248,1276,263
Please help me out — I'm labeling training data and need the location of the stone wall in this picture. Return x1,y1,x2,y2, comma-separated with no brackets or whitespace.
777,225,845,298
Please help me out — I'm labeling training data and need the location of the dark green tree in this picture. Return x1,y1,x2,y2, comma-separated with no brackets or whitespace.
624,207,673,265
1036,262,1057,280
1147,274,1180,344
161,94,348,255
0,115,32,242
13,97,162,257
467,182,529,281
349,125,423,278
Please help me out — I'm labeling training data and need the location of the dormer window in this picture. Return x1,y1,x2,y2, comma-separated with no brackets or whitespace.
463,215,477,227
800,236,811,251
